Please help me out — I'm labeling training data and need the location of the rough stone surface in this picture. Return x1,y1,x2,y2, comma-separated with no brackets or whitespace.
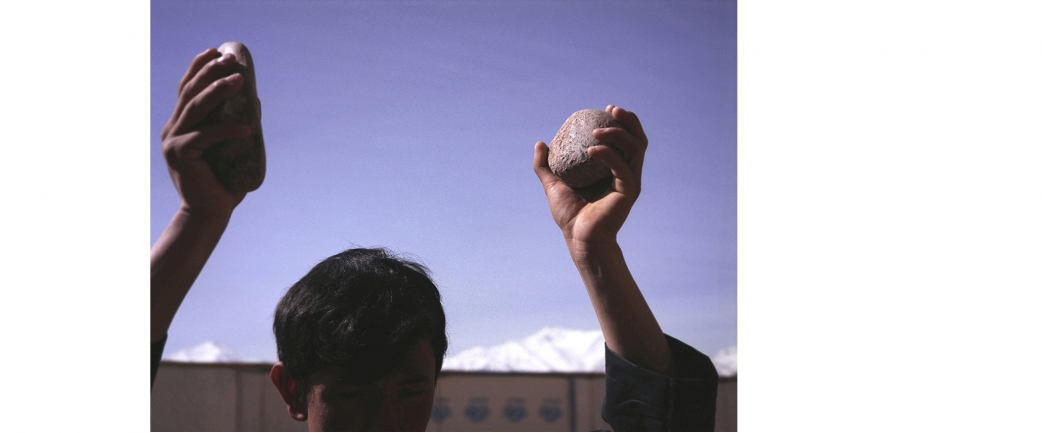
201,41,266,193
548,109,625,189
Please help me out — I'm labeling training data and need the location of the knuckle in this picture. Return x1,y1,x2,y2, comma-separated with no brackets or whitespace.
183,97,203,115
162,139,179,160
204,56,232,76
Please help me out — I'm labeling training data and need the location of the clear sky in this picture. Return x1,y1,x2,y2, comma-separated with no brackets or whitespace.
7,1,1041,430
151,0,737,361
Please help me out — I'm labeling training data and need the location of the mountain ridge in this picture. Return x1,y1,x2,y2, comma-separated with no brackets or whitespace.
163,328,737,376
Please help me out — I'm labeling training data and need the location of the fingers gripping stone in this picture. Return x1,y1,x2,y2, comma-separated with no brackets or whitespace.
200,41,266,193
548,109,625,189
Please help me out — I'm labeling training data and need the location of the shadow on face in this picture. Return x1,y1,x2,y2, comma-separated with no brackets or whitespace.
304,338,437,432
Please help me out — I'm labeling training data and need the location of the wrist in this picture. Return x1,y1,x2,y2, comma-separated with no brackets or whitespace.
177,203,235,224
565,238,622,264
171,208,233,234
562,227,617,249
152,209,233,274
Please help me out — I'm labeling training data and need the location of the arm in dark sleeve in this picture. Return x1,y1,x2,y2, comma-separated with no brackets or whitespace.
151,334,167,389
602,335,719,431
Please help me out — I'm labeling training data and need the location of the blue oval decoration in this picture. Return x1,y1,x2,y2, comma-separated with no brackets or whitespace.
465,398,490,423
503,398,527,423
430,397,451,422
539,403,562,423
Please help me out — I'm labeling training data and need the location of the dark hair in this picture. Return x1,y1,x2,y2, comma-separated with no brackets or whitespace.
273,247,448,399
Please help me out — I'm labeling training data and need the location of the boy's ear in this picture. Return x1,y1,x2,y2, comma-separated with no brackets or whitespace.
270,362,308,421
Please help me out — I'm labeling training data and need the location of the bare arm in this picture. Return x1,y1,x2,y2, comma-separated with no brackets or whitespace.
151,212,231,342
151,48,252,342
533,105,674,376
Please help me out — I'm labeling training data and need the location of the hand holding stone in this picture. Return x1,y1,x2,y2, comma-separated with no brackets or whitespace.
198,41,266,193
548,109,626,190
534,105,649,244
161,47,253,219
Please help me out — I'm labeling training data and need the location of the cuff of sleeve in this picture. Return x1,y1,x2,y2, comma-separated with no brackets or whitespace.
602,335,719,431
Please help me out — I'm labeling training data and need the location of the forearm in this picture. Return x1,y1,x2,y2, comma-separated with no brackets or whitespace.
150,209,230,341
568,239,676,377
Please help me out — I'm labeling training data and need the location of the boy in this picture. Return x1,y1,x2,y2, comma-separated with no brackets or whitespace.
152,48,718,431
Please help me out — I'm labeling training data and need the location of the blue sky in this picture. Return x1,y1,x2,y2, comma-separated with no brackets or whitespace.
5,1,1041,429
151,0,736,361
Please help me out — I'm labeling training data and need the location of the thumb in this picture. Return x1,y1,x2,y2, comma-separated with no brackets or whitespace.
533,141,561,194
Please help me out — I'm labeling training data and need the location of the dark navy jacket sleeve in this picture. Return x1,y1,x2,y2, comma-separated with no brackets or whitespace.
151,334,167,389
602,335,719,431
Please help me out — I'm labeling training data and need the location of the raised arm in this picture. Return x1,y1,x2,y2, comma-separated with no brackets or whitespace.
151,48,252,343
532,105,675,376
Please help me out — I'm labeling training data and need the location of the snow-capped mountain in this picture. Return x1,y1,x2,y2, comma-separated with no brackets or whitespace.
444,327,738,377
164,340,260,363
162,332,737,376
443,327,606,373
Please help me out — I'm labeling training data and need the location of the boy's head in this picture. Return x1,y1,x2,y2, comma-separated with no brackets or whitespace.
270,248,448,431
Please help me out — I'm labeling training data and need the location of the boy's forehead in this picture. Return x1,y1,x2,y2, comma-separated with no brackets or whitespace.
328,371,433,388
313,338,436,386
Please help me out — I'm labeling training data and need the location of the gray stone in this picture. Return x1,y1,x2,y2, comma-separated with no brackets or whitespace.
201,41,266,193
548,109,625,189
